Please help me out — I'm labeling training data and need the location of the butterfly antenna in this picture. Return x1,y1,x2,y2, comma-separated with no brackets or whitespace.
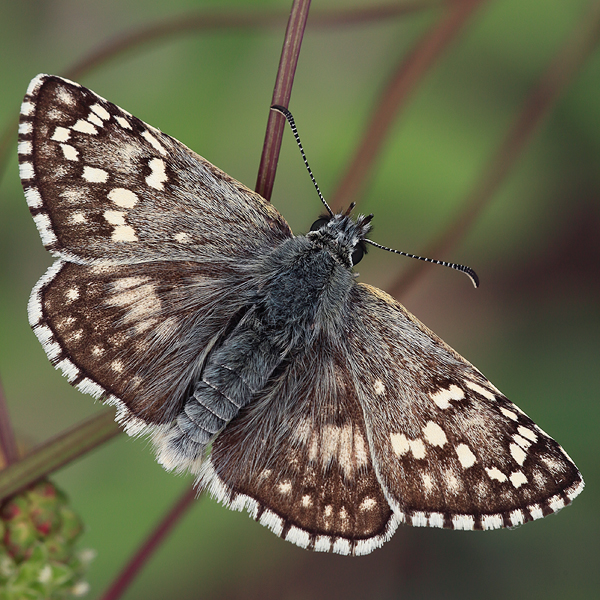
271,105,334,216
364,239,480,288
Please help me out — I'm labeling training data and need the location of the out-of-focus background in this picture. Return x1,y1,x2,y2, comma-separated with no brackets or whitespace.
1,1,598,598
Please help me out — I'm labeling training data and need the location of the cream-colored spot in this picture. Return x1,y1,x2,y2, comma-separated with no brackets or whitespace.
91,346,105,357
71,212,87,224
87,112,104,127
19,162,34,179
373,380,385,395
21,101,34,116
409,438,426,460
60,144,79,161
422,473,434,491
108,187,139,209
278,481,292,495
90,103,110,120
510,471,527,488
174,232,190,243
259,469,272,480
83,166,108,183
57,88,75,106
111,360,124,373
466,381,496,401
513,434,531,450
444,470,460,492
390,433,409,456
510,443,527,466
423,421,447,447
19,122,32,135
24,188,42,209
146,157,168,190
112,225,138,242
486,467,507,482
18,141,32,155
108,282,160,322
66,288,79,301
431,384,465,409
301,495,312,508
115,115,131,129
142,130,167,155
72,119,98,135
51,126,71,142
339,507,349,521
324,505,333,518
360,497,376,511
353,430,369,467
456,444,476,468
104,210,126,226
500,407,518,421
517,426,538,442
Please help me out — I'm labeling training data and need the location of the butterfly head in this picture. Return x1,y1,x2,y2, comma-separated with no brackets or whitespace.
307,205,373,268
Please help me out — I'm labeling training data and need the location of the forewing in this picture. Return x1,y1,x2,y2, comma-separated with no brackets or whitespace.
346,284,584,530
29,259,246,432
18,74,292,265
199,336,398,556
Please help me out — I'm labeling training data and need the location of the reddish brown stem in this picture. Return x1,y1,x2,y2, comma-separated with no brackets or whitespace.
388,0,600,297
331,0,486,212
255,0,312,200
99,485,197,600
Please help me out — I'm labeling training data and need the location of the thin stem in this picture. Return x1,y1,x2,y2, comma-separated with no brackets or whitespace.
0,378,19,467
255,0,312,200
389,0,600,297
99,485,197,600
0,410,120,502
331,0,486,211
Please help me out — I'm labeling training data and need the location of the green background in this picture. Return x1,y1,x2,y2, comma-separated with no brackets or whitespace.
1,0,598,598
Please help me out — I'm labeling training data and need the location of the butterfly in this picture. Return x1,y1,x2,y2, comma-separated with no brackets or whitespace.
18,74,583,556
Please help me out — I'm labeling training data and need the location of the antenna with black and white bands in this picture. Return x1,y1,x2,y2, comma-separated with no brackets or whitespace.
271,105,479,288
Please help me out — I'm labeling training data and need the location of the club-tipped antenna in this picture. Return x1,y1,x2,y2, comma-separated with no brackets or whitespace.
271,105,334,216
364,238,479,287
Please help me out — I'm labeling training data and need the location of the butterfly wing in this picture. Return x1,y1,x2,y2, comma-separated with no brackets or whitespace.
19,74,292,431
199,331,399,556
345,283,584,530
18,74,292,266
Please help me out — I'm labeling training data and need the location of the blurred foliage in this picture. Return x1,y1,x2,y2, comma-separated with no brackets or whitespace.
0,1,598,599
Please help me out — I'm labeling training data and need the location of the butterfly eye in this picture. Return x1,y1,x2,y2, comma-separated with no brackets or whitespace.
351,243,365,266
310,217,330,231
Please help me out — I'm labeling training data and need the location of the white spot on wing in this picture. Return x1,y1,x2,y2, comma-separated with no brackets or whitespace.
142,130,167,155
112,225,138,242
452,515,475,530
431,384,464,409
18,141,32,155
174,232,190,243
115,115,131,129
510,471,527,488
517,426,538,442
107,188,139,208
146,157,167,190
83,166,108,183
60,144,79,161
500,407,518,420
423,421,447,447
51,126,71,142
390,433,409,456
72,119,98,135
87,112,104,127
90,103,110,120
510,443,527,466
466,381,496,401
456,444,476,468
373,380,385,395
24,188,42,209
19,162,34,180
485,467,507,482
